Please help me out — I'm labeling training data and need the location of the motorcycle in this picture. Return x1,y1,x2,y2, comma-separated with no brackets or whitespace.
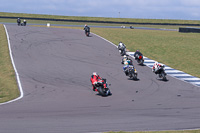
85,27,90,37
118,46,126,56
21,22,27,26
134,54,144,65
126,65,137,80
156,65,167,80
95,78,111,96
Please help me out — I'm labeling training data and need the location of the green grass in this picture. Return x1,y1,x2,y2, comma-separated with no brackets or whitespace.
1,12,200,25
0,24,20,103
90,28,200,78
105,130,200,133
0,17,192,30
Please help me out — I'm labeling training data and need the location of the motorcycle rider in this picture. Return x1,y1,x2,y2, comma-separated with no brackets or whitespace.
23,19,27,26
17,18,21,26
123,61,129,76
152,62,162,74
118,42,126,50
121,55,128,64
121,55,133,65
90,72,102,91
84,24,88,29
123,61,135,76
84,24,90,34
134,50,143,60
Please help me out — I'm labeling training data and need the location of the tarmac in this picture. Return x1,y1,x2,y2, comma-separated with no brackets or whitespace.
0,25,200,133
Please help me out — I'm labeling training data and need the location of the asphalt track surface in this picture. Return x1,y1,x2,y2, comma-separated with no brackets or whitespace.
1,25,200,133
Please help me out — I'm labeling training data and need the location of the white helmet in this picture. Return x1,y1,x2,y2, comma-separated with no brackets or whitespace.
155,62,158,66
124,61,128,65
93,72,97,76
123,55,127,58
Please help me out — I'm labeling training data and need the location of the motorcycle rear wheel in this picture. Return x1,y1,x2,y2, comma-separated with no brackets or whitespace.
97,87,109,96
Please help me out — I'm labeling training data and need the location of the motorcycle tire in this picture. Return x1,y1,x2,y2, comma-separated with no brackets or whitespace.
133,73,137,80
161,71,167,81
121,50,126,56
97,86,108,96
137,59,144,65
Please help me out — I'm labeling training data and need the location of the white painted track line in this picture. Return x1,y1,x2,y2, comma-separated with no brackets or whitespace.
0,25,24,105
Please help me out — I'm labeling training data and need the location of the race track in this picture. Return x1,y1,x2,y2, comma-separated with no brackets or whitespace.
0,25,200,133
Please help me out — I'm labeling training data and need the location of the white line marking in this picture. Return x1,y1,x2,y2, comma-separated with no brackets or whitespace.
189,82,200,84
144,63,154,67
92,32,117,48
166,70,183,73
0,25,24,105
169,74,191,77
182,78,200,80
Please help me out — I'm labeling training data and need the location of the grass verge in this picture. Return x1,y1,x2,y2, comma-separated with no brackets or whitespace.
0,24,20,103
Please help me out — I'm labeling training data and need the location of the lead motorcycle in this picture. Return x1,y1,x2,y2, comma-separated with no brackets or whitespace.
85,27,90,37
95,79,111,96
156,65,167,81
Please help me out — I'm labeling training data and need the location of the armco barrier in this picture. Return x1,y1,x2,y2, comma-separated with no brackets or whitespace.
179,27,200,33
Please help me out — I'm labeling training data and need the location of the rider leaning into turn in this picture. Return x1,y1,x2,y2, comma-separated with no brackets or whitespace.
84,24,90,32
152,62,162,74
134,50,143,59
118,42,126,50
122,55,133,65
90,72,102,91
123,61,134,76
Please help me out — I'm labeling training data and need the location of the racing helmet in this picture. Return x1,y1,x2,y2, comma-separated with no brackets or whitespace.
124,61,128,65
136,49,140,52
155,62,158,66
123,55,127,58
93,72,98,76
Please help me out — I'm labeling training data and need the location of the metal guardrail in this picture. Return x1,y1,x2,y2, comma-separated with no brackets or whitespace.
179,27,200,33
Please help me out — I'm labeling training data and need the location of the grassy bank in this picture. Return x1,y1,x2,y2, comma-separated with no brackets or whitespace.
1,12,200,25
0,24,19,103
1,17,188,30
